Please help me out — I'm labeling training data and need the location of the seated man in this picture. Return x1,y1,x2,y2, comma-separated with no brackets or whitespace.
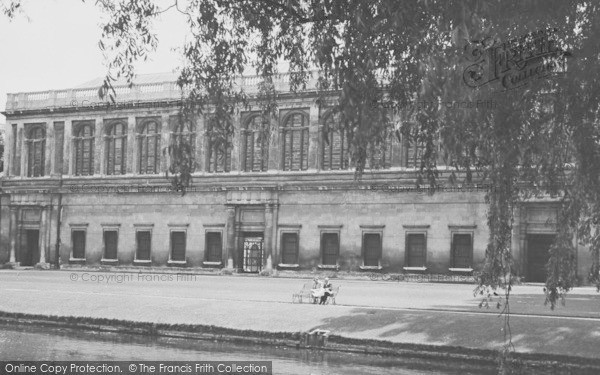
311,278,324,304
319,278,333,305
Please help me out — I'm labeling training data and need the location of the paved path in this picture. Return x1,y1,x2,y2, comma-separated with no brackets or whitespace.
1,270,600,358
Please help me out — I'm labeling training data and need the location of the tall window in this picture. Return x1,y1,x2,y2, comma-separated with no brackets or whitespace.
282,112,309,170
321,112,349,170
172,120,196,155
138,120,161,174
26,125,45,177
243,115,269,172
363,233,382,267
281,232,299,264
321,233,339,266
206,118,232,173
406,233,426,267
71,230,86,259
451,233,473,268
103,230,118,260
205,232,223,262
404,127,425,168
170,231,186,261
366,138,393,169
74,123,95,176
105,122,127,175
136,230,152,261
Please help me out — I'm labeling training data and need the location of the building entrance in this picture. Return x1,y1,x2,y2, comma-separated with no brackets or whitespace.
526,234,556,282
242,232,263,273
21,229,40,266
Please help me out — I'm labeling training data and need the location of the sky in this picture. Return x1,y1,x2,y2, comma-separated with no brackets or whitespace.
0,0,190,123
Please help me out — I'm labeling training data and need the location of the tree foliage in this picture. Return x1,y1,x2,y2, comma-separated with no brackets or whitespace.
4,0,600,364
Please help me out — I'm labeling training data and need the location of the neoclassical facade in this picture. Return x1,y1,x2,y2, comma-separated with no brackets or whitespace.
0,72,593,282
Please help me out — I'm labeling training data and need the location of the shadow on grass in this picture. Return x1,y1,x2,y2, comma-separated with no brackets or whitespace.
310,307,600,358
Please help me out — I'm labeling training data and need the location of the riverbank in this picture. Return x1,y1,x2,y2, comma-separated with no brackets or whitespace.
2,270,600,370
2,311,600,374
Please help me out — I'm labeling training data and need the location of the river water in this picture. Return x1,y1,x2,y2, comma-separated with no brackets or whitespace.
0,323,497,374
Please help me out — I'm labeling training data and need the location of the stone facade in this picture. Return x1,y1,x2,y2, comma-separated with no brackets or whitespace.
0,73,593,283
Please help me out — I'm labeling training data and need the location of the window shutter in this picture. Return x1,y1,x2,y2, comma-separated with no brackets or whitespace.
363,233,381,266
103,231,118,259
206,232,222,262
407,234,426,267
72,231,86,259
452,234,472,268
136,231,151,260
321,233,339,265
171,231,186,261
281,233,299,264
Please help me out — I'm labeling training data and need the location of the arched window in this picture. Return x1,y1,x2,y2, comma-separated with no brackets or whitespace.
138,120,161,174
366,137,393,169
74,123,95,176
281,112,309,171
321,112,349,170
26,125,45,177
171,121,196,148
206,118,232,173
243,115,269,172
105,122,127,175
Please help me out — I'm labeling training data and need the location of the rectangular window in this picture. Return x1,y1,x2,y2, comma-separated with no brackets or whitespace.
281,233,299,264
406,233,426,267
171,231,186,261
136,230,152,261
452,233,473,268
363,233,382,267
103,230,118,260
321,233,339,266
205,232,222,262
72,230,86,259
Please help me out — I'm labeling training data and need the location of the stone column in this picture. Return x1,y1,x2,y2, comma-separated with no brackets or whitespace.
45,122,54,177
64,120,73,176
9,206,18,264
231,112,241,171
161,114,170,173
264,203,274,271
38,206,49,264
225,205,236,269
271,203,279,266
127,116,136,174
18,124,25,178
308,101,320,170
94,119,102,175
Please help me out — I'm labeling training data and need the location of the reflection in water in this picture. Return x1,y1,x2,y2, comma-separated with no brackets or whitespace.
0,323,496,375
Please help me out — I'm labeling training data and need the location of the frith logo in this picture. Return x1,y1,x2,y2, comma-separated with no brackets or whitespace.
463,28,571,91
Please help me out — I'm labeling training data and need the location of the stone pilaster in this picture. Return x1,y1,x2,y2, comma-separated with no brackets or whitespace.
45,122,54,177
308,101,320,170
264,203,274,270
18,124,25,178
127,116,136,174
225,205,236,269
38,206,49,265
9,206,18,265
64,120,72,176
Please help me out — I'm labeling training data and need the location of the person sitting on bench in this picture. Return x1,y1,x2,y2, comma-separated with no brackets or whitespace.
319,278,333,305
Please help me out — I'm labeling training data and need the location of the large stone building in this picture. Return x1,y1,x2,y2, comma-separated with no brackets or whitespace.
0,72,593,282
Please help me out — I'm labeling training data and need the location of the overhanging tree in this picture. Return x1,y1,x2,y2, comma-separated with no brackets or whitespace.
3,0,600,367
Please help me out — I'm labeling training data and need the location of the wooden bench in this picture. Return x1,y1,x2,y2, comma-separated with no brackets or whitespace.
325,286,340,305
292,283,315,303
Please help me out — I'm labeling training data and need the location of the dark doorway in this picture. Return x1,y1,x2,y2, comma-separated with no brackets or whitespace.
241,232,263,273
21,230,40,266
526,234,555,282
